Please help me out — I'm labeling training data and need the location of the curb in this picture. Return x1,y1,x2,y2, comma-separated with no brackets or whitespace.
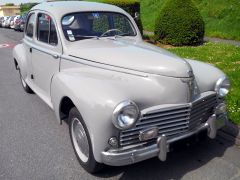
143,31,240,47
218,121,240,146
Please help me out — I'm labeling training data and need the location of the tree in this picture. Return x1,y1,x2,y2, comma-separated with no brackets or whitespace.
5,3,15,6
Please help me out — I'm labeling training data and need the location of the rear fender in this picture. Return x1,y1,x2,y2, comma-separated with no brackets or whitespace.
13,44,27,78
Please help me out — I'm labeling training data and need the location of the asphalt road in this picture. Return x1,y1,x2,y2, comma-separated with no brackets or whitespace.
0,28,240,180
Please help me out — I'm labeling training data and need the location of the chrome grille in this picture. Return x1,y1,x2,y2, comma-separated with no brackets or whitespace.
120,93,217,147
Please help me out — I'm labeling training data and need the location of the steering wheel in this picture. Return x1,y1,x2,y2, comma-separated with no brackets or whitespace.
99,29,123,37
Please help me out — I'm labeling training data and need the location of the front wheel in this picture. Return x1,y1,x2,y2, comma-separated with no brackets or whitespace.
69,107,103,173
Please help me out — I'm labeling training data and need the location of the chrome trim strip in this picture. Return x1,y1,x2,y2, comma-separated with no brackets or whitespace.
61,56,148,77
69,54,149,74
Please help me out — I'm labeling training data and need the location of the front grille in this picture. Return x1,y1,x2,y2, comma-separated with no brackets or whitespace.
120,93,217,147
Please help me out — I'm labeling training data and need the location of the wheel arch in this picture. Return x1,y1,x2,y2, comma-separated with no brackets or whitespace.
59,96,75,123
13,58,19,70
12,43,27,77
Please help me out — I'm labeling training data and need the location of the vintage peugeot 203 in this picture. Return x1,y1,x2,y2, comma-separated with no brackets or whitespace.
13,1,230,173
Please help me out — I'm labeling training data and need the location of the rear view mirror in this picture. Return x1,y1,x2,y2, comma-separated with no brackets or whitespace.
62,15,75,26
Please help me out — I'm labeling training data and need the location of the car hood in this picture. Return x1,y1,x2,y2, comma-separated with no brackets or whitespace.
66,38,192,78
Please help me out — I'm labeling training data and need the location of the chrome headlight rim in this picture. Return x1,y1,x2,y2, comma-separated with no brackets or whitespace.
215,76,230,97
112,100,140,130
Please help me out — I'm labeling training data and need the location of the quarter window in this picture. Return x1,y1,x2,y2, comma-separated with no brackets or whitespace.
26,13,35,38
49,20,58,45
37,13,58,45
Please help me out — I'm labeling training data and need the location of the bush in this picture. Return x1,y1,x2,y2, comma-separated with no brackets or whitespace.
88,0,143,34
154,0,205,46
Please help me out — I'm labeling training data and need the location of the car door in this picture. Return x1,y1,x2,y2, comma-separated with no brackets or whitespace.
22,12,36,82
31,12,61,102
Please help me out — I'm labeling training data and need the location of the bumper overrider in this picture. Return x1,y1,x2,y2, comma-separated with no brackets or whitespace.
101,113,227,166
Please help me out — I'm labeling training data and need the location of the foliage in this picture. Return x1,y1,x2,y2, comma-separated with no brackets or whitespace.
166,42,240,124
88,0,143,33
20,3,38,14
140,0,240,41
193,0,240,41
5,3,14,6
154,0,204,46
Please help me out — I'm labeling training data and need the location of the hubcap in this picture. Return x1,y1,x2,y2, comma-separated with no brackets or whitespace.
71,118,89,163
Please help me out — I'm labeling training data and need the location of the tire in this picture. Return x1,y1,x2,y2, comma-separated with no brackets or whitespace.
69,107,103,173
19,70,34,94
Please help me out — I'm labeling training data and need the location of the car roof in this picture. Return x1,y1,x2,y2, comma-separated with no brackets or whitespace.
31,1,126,17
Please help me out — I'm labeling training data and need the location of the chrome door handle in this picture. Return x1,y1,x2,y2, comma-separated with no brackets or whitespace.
52,54,59,59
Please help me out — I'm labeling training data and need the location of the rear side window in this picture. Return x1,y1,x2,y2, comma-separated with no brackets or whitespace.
26,13,35,38
37,13,58,45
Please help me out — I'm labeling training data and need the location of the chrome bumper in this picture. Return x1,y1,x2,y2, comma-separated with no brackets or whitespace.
101,114,227,166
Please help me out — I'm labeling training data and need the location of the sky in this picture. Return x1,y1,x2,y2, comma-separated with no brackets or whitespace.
0,0,43,5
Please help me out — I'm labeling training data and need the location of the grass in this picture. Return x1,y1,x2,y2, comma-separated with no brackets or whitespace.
163,42,240,125
140,0,240,41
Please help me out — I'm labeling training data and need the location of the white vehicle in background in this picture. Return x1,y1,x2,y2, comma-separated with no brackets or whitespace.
0,17,3,27
2,16,9,27
4,16,13,28
11,15,20,29
9,16,16,28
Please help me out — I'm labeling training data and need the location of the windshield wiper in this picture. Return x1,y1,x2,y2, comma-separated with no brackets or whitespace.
114,32,132,39
74,35,98,40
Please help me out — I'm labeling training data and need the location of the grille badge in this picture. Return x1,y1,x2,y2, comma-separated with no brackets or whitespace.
139,127,158,141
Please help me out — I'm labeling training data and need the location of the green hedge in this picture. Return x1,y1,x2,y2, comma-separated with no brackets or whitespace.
88,0,143,34
154,0,205,46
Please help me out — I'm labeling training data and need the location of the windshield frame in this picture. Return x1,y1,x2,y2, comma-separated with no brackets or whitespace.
61,11,137,42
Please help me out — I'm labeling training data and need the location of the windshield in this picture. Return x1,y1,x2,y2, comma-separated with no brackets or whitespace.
61,12,136,41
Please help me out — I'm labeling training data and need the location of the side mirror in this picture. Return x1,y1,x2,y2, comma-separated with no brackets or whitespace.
134,12,140,21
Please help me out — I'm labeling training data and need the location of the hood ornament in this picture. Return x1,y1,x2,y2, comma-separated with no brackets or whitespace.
181,70,198,102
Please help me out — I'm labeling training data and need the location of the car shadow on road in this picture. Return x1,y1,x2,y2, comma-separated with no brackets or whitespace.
94,131,237,180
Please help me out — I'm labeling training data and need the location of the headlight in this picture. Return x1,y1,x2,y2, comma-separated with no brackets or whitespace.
215,76,230,97
112,100,140,130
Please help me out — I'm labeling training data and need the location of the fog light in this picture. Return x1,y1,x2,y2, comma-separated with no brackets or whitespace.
215,103,227,115
108,137,118,147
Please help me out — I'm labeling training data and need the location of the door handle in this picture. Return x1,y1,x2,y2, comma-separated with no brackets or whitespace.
29,48,32,53
52,54,59,59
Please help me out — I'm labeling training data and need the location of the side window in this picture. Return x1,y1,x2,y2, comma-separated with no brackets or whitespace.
49,20,58,45
37,13,58,45
26,13,35,38
37,13,49,43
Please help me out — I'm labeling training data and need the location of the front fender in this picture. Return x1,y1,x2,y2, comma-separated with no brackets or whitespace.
12,44,27,78
186,59,226,92
51,68,136,163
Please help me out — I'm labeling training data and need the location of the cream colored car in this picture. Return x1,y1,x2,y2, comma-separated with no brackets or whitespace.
13,1,230,173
